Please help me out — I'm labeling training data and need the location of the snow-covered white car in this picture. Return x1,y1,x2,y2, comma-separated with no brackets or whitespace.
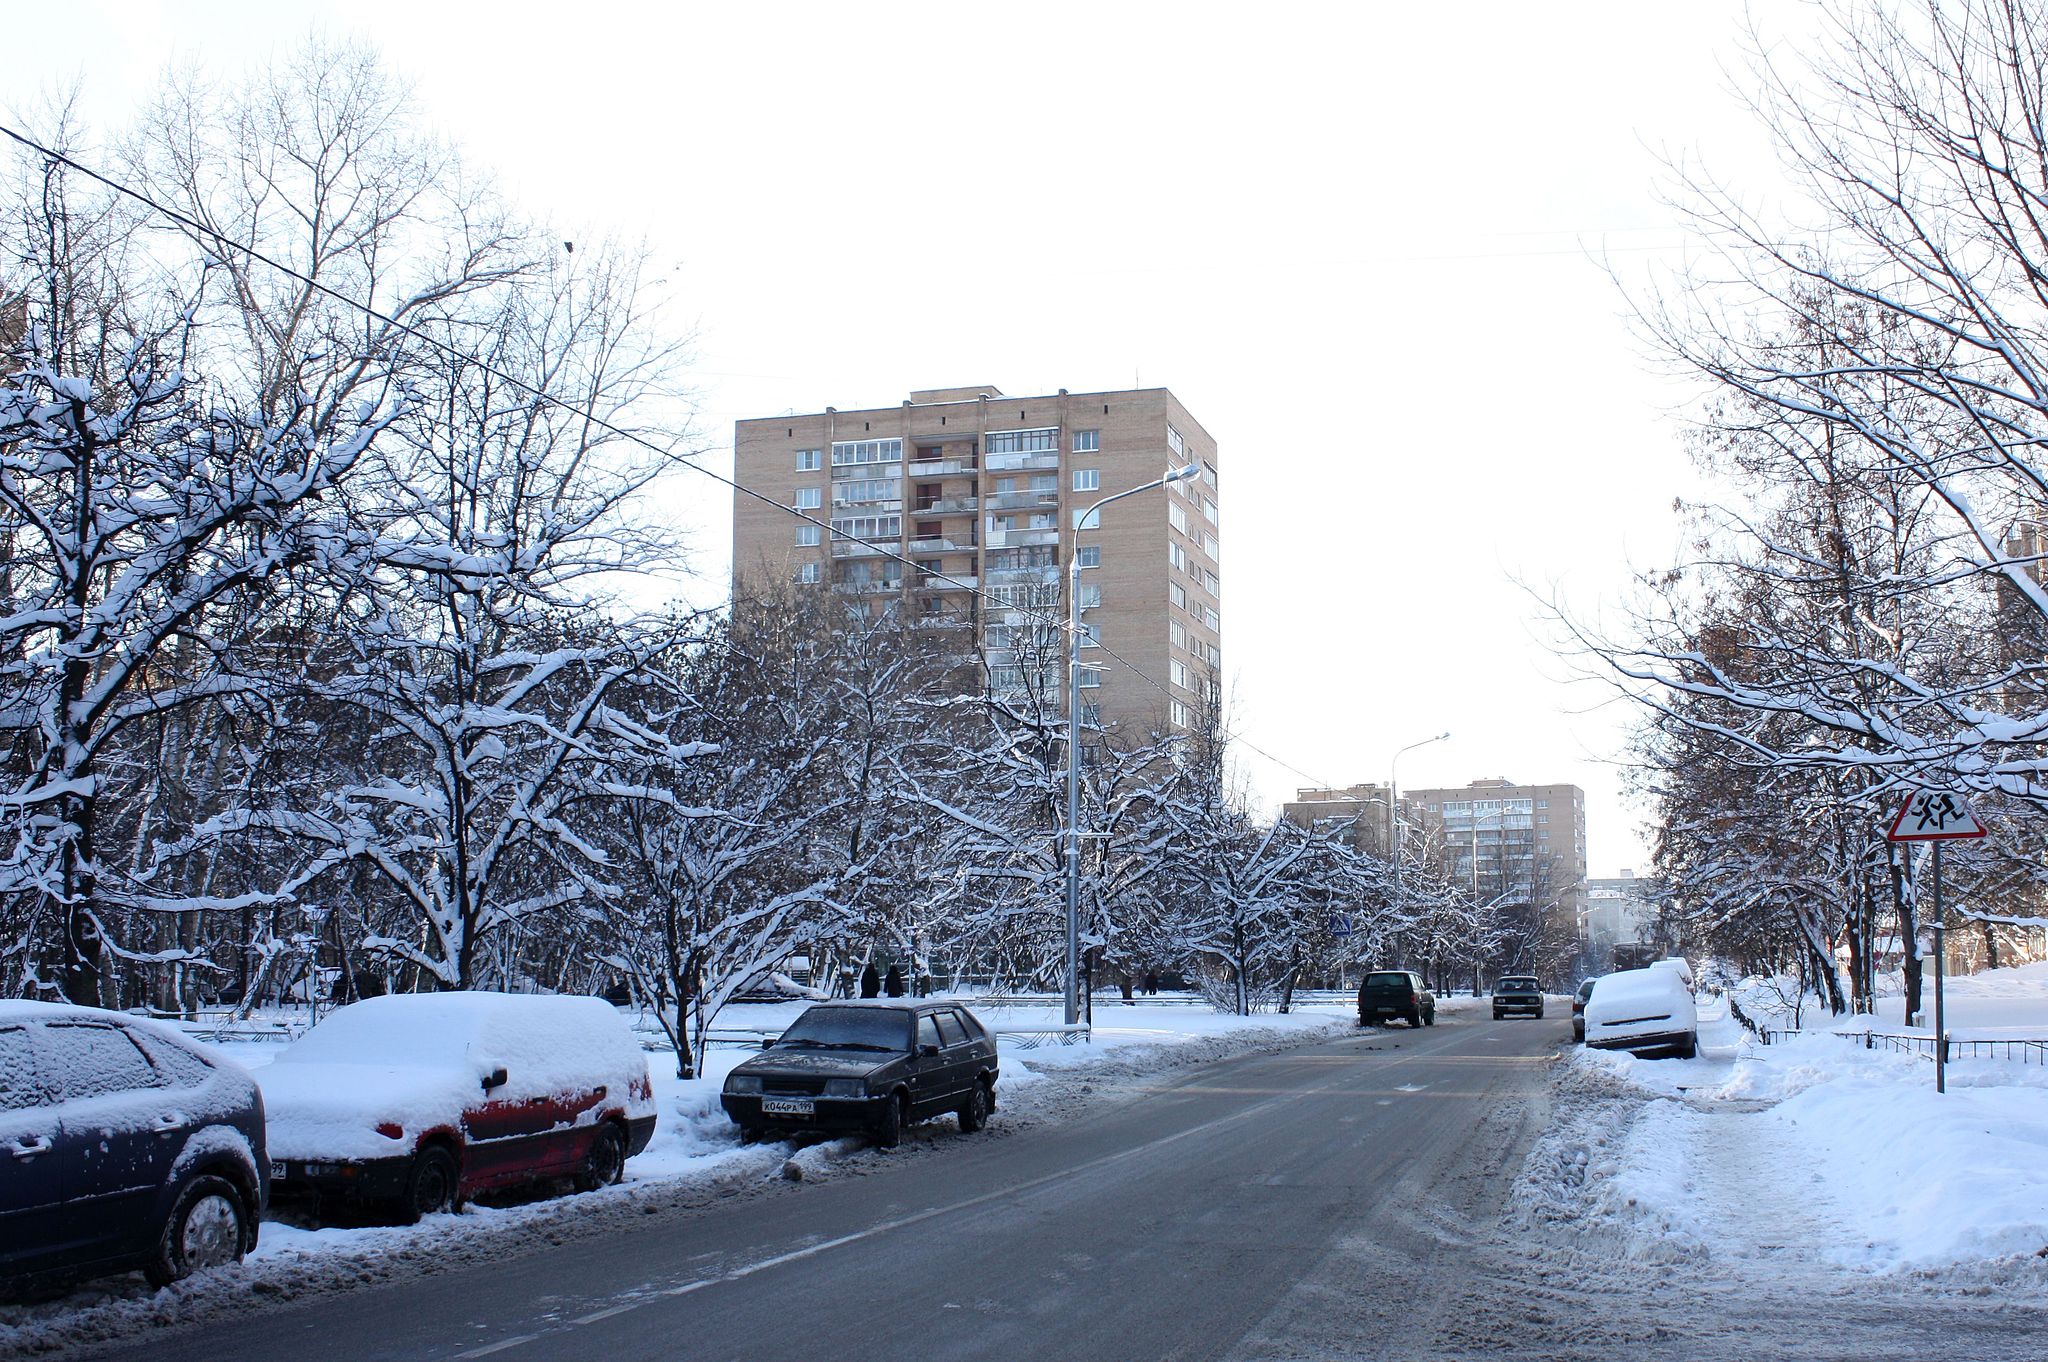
260,992,655,1223
1581,966,1698,1058
1,1001,266,1288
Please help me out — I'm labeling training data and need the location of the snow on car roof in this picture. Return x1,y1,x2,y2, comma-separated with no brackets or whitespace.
273,991,644,1088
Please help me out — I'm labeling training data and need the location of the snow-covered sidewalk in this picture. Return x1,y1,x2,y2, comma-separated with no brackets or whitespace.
1517,975,2048,1274
0,999,1352,1356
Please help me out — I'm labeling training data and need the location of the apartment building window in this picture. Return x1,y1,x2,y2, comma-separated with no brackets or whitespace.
1167,425,1186,457
831,438,903,467
1204,606,1220,629
1080,702,1103,728
1073,469,1100,492
1202,495,1218,524
794,562,820,584
1170,581,1187,609
1203,532,1219,559
831,514,901,540
1200,566,1220,593
1074,507,1101,531
795,448,822,471
1170,659,1190,689
1078,584,1102,609
1080,622,1101,648
1073,429,1100,453
1171,620,1187,650
1168,541,1188,572
1076,546,1100,569
795,525,820,546
794,487,822,510
1170,699,1190,728
986,428,1058,455
1077,666,1103,688
1202,462,1218,490
1168,501,1188,533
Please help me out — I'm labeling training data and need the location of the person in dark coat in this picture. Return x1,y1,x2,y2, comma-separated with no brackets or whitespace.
860,962,881,998
883,963,906,997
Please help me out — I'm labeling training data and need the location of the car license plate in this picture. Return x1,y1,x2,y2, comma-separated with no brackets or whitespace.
762,1097,814,1116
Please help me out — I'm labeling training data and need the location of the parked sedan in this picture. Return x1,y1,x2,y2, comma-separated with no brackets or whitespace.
261,992,656,1223
721,1001,999,1148
1,1001,266,1290
1492,976,1545,1020
1571,978,1598,1042
1582,966,1698,1058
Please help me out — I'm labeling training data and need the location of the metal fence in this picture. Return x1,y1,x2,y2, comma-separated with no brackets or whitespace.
1758,1027,2048,1066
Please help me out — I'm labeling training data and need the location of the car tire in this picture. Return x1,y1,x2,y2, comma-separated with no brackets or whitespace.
1408,1008,1422,1028
872,1092,908,1149
1677,1034,1698,1060
145,1174,249,1288
574,1122,627,1192
958,1079,991,1134
1424,1009,1436,1027
1536,1007,1545,1019
737,1125,765,1146
399,1146,459,1224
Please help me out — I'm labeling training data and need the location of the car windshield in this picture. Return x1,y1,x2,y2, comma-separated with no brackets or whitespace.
1365,973,1410,988
776,1007,908,1052
1578,979,1598,1000
1499,977,1539,990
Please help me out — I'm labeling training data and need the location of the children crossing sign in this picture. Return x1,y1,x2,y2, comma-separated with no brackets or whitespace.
1886,791,1987,842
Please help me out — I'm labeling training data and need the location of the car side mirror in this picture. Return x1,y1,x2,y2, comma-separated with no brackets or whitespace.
919,1043,940,1058
481,1066,508,1092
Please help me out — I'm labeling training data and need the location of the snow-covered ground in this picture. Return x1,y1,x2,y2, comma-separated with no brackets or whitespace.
1518,966,2048,1275
0,996,1354,1355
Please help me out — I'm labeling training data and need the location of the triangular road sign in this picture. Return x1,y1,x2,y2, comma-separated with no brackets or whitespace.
1886,791,1988,842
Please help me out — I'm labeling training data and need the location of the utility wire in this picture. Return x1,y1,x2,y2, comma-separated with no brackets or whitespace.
0,124,1341,795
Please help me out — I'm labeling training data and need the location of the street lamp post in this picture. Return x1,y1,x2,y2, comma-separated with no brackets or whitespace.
1065,462,1202,1029
1387,732,1450,890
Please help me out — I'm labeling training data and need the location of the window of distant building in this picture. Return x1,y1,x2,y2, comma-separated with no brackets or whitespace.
986,428,1058,455
794,487,822,510
831,438,903,467
796,525,820,546
1169,502,1188,534
1077,546,1101,569
1078,666,1103,688
1170,660,1189,689
1078,584,1101,609
1074,507,1101,531
1073,469,1100,492
1073,429,1100,453
1170,582,1186,609
795,562,820,584
1167,425,1186,457
795,448,822,471
1170,699,1190,727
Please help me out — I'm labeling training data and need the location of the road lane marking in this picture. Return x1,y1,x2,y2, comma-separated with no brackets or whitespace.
452,1334,540,1359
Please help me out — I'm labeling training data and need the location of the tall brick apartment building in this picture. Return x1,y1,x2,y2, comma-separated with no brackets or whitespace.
731,385,1221,739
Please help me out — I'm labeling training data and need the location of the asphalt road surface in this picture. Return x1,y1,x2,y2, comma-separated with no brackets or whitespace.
75,1014,2048,1362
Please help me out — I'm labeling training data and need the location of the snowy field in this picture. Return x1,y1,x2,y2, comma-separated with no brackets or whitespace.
0,996,1355,1356
1518,964,2048,1275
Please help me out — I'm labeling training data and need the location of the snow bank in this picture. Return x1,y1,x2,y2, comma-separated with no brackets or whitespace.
1526,967,2048,1273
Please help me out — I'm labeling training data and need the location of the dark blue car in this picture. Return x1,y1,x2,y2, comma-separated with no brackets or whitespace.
1,1002,268,1290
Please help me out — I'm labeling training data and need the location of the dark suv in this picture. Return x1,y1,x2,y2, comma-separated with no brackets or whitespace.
721,1001,999,1147
1357,971,1435,1028
1,1002,267,1290
1492,976,1545,1019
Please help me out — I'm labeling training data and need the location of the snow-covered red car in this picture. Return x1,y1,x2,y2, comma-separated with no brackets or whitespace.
1582,966,1698,1058
260,992,655,1222
0,1001,266,1288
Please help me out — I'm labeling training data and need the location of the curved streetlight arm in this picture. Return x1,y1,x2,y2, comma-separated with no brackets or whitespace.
1387,731,1451,886
1065,464,1202,1028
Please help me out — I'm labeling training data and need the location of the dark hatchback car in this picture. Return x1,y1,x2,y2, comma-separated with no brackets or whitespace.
1,1002,267,1291
721,1001,999,1147
1492,976,1545,1020
1357,970,1435,1028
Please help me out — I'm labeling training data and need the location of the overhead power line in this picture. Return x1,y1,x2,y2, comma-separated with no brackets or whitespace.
0,123,1341,794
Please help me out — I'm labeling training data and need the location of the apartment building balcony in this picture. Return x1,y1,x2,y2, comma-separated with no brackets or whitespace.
986,564,1061,586
830,495,903,512
984,490,1061,511
985,527,1060,549
913,494,978,514
830,539,899,558
915,572,978,591
832,579,903,595
832,462,903,481
907,457,977,477
907,536,974,555
986,451,1061,472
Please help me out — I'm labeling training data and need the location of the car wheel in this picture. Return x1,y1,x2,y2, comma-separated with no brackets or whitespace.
1493,1010,1504,1020
1677,1034,1698,1060
399,1146,459,1224
872,1092,908,1149
145,1174,249,1288
574,1122,627,1192
1536,1007,1545,1019
1408,1008,1422,1028
1425,1009,1436,1027
958,1079,991,1133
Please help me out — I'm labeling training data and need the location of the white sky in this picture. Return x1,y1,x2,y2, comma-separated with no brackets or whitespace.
2,0,1803,876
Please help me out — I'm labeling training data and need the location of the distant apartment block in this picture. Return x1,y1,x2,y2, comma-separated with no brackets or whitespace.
1403,779,1589,923
731,385,1221,738
1282,784,1437,861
